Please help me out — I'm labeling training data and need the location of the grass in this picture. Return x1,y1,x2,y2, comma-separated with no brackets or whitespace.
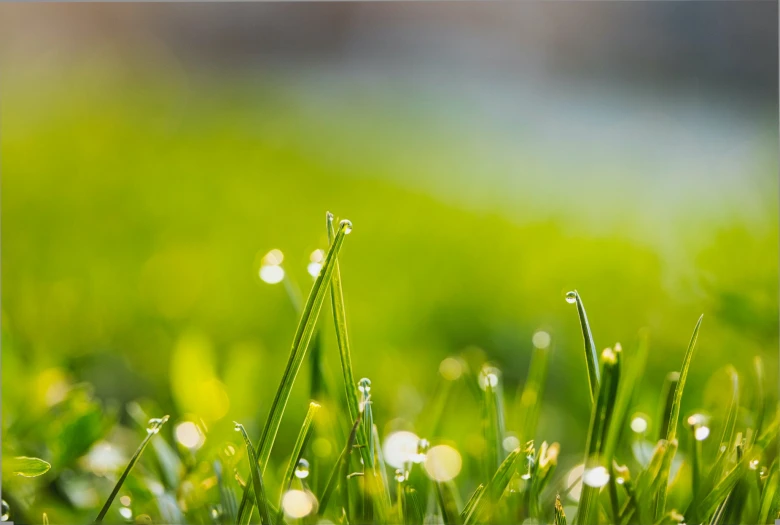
3,213,779,525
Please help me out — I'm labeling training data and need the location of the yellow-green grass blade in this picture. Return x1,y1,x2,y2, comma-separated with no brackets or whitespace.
9,456,51,478
577,348,620,525
460,484,485,524
234,422,272,525
94,416,169,524
327,212,360,424
554,494,567,525
480,366,507,475
275,402,320,524
657,372,680,442
753,356,766,442
237,218,353,524
665,315,703,443
464,447,523,525
757,460,778,524
566,290,600,402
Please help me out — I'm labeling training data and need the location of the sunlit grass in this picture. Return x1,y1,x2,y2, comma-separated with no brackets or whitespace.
3,214,779,525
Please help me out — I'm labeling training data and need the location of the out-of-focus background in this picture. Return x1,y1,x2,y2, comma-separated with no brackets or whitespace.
0,3,777,523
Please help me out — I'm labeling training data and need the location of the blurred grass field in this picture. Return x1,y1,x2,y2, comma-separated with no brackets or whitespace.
0,6,778,523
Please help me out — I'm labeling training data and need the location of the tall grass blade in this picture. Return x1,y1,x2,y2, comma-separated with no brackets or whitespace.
567,290,600,402
318,415,361,516
657,372,680,442
435,482,462,525
577,348,620,525
757,460,778,524
275,402,320,523
480,366,507,475
327,212,360,424
464,447,523,524
237,218,353,524
665,315,703,442
753,356,766,441
234,422,272,525
94,416,169,524
460,484,485,523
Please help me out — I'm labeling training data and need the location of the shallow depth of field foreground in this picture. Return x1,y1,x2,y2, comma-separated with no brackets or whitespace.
1,3,779,525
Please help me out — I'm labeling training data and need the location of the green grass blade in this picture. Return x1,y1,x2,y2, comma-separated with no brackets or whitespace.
480,366,507,475
566,290,600,402
753,356,766,441
460,484,485,523
554,494,567,525
234,422,272,525
603,331,649,467
9,456,51,478
237,218,353,524
517,341,549,446
435,482,462,525
665,315,703,442
464,447,523,524
327,212,360,424
275,402,320,523
698,460,746,522
757,460,778,524
318,415,361,516
577,348,620,525
657,372,680,442
94,416,169,524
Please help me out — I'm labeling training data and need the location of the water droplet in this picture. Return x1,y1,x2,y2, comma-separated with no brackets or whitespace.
295,458,310,479
147,415,169,434
211,505,222,519
358,378,371,394
1,500,10,521
234,422,243,432
750,459,760,470
414,438,430,463
695,426,711,441
565,291,577,304
307,262,322,278
395,469,405,483
521,442,535,480
478,366,501,390
340,220,353,234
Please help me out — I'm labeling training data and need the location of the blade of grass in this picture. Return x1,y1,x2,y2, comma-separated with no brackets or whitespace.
94,416,169,524
753,356,766,442
327,212,360,424
577,348,620,525
480,366,507,475
657,372,680,442
566,290,600,402
460,484,485,523
318,415,361,516
275,402,320,524
464,447,524,525
234,422,272,525
757,460,778,524
665,315,703,443
237,218,353,524
554,494,567,525
517,341,549,446
435,482,462,525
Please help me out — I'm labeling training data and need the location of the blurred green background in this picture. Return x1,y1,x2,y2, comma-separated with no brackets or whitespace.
0,3,777,523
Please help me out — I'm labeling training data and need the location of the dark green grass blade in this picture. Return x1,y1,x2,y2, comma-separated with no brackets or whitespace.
481,367,507,475
665,315,703,443
435,482,462,525
657,372,680,442
94,416,169,524
237,218,352,524
318,415,361,516
517,342,549,446
234,422,272,525
275,402,320,524
327,212,360,424
567,290,600,402
577,348,620,525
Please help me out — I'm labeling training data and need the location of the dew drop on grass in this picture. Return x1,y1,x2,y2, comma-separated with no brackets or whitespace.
1,500,9,521
119,506,133,521
295,458,310,479
358,378,371,394
146,416,169,434
565,291,577,304
339,220,353,234
395,469,405,483
414,438,430,463
478,366,501,390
